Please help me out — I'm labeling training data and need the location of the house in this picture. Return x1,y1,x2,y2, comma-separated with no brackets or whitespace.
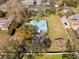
61,6,74,17
68,14,79,30
60,16,71,28
21,0,42,6
62,6,70,14
69,14,79,21
0,18,11,30
21,0,51,8
0,0,9,11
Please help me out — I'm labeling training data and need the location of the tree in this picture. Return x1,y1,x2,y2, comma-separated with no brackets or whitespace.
27,54,35,59
66,40,74,52
4,24,51,59
62,54,77,59
0,0,3,5
16,25,36,40
0,11,7,18
65,10,74,17
45,8,56,16
61,0,79,8
8,20,17,36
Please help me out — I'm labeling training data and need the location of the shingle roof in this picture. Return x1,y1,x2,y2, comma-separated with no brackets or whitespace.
73,14,79,20
0,18,11,30
69,14,79,20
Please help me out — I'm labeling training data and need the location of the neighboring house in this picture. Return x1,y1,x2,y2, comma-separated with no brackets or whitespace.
21,0,42,6
0,0,9,11
21,0,51,8
61,6,70,14
68,14,79,30
60,16,71,29
0,18,11,30
0,3,7,11
61,6,74,17
69,14,79,21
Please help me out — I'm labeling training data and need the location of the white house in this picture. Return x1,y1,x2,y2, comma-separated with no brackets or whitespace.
68,14,79,30
60,16,71,29
21,0,42,6
0,18,10,30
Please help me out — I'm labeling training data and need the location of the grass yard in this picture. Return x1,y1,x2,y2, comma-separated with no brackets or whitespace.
22,54,62,59
22,54,75,59
44,15,69,40
30,14,69,51
35,54,62,59
44,14,69,51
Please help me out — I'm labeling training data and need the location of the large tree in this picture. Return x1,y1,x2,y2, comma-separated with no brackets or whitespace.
0,11,7,18
61,0,79,7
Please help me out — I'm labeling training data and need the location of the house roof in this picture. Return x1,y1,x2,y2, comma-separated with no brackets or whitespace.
0,18,11,30
69,14,79,20
21,0,43,6
73,14,79,20
30,20,48,32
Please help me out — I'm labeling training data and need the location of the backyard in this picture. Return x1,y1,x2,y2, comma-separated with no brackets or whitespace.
44,14,69,52
28,14,70,52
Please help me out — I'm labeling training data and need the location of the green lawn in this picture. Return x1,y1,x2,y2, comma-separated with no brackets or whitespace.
44,15,68,41
22,54,75,59
35,54,75,59
44,15,69,51
35,54,62,59
22,54,62,59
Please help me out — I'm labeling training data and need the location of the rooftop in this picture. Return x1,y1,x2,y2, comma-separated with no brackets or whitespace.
0,18,11,30
69,14,79,21
21,0,43,6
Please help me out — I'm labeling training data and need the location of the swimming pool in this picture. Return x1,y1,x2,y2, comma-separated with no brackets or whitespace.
30,20,48,32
